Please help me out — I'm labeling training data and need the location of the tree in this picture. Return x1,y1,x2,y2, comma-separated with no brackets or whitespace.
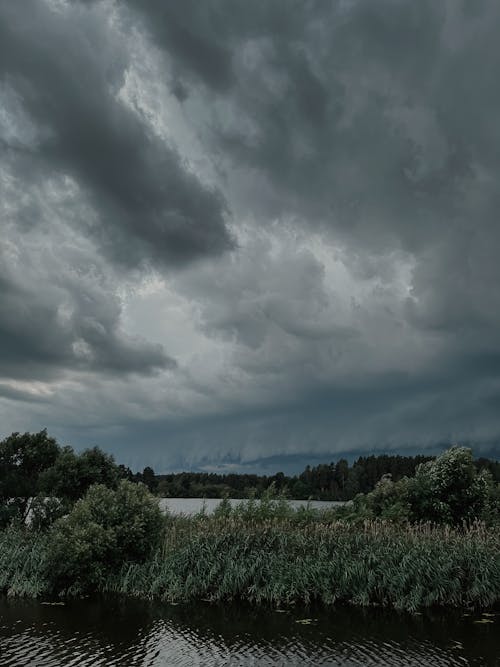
0,430,60,525
141,466,157,493
39,446,121,502
334,459,349,498
353,474,411,522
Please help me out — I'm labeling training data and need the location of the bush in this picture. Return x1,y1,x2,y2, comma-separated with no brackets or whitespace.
352,474,411,522
27,495,69,531
39,446,122,502
407,447,494,524
48,480,164,594
351,447,498,526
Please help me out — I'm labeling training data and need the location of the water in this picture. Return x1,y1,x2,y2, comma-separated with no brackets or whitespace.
159,498,349,515
0,597,498,666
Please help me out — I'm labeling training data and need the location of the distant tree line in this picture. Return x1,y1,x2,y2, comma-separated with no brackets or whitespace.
150,453,500,501
1,430,499,524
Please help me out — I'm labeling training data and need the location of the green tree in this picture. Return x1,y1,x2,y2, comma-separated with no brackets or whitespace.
334,459,349,498
40,446,120,502
141,466,157,493
0,430,60,525
353,474,411,522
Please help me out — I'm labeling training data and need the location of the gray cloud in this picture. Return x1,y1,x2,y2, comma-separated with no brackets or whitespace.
125,1,500,348
124,1,499,261
0,245,174,381
0,0,233,269
1,0,499,468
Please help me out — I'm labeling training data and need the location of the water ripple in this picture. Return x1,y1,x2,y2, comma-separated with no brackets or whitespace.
0,599,498,667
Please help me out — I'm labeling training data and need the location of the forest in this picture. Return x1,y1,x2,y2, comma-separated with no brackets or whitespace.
2,430,499,519
144,453,500,500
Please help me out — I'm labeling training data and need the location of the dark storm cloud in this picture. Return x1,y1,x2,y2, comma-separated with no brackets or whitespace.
123,0,489,244
125,0,235,93
119,0,493,267
0,1,233,269
0,260,174,381
59,365,500,473
0,383,49,405
72,0,498,467
125,0,500,339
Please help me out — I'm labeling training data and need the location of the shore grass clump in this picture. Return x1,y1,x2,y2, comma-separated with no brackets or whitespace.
0,526,49,597
104,517,500,612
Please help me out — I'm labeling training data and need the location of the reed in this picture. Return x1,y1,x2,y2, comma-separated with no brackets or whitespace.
0,526,50,597
104,517,500,611
1,515,499,612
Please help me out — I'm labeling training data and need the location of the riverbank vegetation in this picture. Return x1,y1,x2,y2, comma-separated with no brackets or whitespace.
0,503,498,612
0,435,499,611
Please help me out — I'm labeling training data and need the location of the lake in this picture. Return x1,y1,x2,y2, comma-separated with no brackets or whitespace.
159,498,349,515
0,596,498,666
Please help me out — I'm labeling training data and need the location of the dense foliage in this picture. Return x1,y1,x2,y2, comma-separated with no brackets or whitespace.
47,480,164,594
111,519,500,611
0,430,128,527
1,515,498,612
352,447,499,525
0,430,60,526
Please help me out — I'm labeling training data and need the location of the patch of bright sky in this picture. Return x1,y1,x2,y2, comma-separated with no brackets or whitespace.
116,27,221,193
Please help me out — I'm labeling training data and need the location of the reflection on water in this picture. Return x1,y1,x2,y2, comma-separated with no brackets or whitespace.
0,597,498,666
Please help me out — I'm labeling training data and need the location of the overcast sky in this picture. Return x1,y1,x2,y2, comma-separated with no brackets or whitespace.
1,0,499,473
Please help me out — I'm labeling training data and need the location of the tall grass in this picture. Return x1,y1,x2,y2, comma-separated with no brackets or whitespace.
1,513,499,612
105,517,500,612
0,526,50,597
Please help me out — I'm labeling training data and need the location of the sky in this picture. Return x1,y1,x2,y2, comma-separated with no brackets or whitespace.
1,0,500,473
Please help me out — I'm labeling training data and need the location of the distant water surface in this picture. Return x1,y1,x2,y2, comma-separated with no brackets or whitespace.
0,597,498,666
159,497,349,515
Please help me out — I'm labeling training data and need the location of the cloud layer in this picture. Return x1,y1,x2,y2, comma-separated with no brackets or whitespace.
1,0,499,470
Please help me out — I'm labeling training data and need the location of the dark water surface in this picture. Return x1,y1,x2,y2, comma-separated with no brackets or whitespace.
0,597,498,666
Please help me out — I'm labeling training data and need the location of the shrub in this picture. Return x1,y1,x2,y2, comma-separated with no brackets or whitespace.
48,480,164,594
352,474,411,522
350,447,498,526
407,447,495,524
27,495,69,531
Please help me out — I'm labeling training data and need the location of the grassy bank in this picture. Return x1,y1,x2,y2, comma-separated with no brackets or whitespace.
1,515,499,612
